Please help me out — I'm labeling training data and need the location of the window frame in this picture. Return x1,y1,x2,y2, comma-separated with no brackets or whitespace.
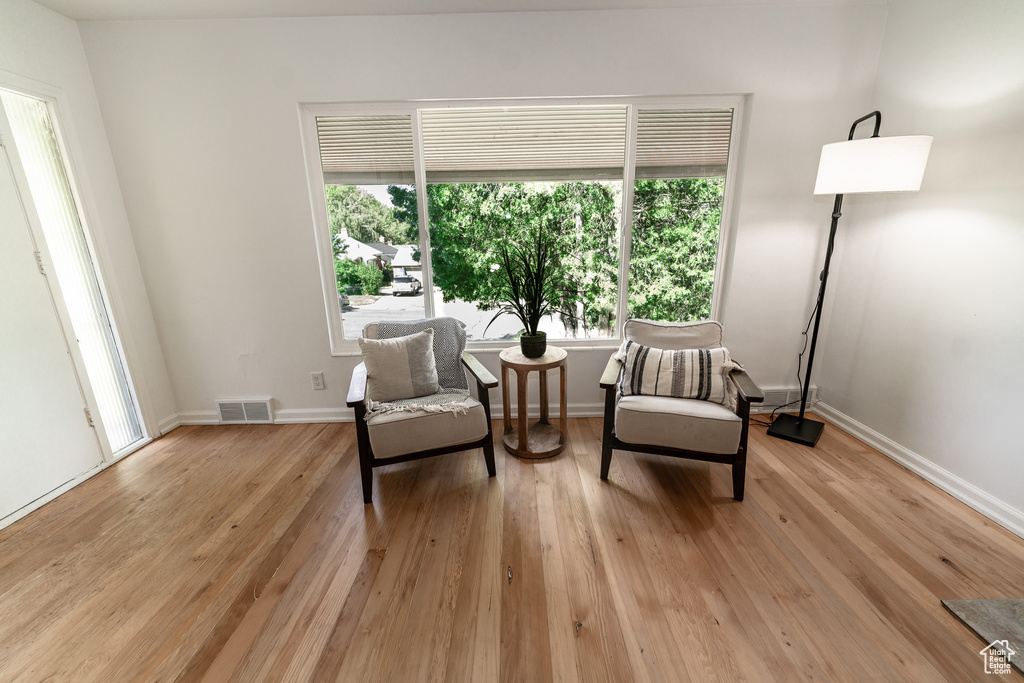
299,95,747,355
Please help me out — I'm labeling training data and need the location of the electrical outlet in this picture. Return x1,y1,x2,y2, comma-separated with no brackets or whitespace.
310,372,325,390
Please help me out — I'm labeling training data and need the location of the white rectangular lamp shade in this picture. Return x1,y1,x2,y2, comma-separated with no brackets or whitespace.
814,135,932,195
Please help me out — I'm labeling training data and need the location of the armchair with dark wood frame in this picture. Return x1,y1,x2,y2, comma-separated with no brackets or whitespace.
598,320,764,501
347,338,498,505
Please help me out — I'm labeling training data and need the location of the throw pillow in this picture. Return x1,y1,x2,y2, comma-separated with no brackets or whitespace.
358,328,441,402
376,318,467,390
618,340,736,405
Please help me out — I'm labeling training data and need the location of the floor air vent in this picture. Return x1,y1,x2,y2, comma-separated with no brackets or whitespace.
217,399,273,424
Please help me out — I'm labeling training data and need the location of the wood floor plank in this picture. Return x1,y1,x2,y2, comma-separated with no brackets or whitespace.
333,451,466,682
644,457,834,683
180,434,359,681
580,419,769,683
388,452,480,683
575,427,698,683
718,464,945,681
304,547,387,682
546,429,636,683
105,426,353,683
4,425,338,682
743,429,1001,680
535,453,591,683
500,451,555,683
1,418,1023,682
215,461,368,682
766,425,1024,595
442,460,503,683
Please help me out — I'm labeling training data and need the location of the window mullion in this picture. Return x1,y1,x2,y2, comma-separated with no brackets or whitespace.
616,105,639,338
412,108,435,319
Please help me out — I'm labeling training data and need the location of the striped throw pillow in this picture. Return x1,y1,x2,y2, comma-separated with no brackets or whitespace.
618,340,736,405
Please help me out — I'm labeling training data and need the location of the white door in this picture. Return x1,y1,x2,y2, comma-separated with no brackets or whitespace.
0,146,104,524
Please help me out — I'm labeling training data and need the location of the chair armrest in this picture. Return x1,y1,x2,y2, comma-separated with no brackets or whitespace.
600,354,622,389
346,362,368,407
462,352,498,389
730,367,764,404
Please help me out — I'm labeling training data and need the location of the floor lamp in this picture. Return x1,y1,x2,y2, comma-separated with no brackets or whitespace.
767,111,932,447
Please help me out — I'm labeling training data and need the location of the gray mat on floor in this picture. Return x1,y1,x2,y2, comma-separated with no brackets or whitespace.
942,598,1023,674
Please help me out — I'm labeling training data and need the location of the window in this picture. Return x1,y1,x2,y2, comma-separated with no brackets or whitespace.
629,109,733,322
428,180,621,341
301,97,742,352
421,105,627,340
313,114,425,339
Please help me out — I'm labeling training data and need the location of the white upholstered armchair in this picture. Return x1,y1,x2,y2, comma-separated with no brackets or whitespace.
347,318,497,504
599,319,763,501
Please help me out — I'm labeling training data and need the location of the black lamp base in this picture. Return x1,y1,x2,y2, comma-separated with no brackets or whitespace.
767,413,825,447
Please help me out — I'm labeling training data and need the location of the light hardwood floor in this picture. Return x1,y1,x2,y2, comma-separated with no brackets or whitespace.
1,416,1021,682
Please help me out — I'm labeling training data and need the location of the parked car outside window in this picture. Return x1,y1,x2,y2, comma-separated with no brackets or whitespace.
392,275,422,296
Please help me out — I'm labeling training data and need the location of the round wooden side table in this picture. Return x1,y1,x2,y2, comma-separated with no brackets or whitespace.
499,345,568,459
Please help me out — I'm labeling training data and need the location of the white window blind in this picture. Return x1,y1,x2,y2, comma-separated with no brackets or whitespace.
1,90,142,453
315,107,734,184
635,109,733,179
420,106,628,182
317,114,415,185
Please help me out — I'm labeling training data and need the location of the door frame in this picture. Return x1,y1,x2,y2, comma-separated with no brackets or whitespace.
0,71,151,461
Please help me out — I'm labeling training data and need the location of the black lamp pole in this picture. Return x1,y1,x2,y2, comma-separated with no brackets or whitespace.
767,111,882,447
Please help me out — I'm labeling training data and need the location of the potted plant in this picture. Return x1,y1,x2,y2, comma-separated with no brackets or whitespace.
486,222,556,358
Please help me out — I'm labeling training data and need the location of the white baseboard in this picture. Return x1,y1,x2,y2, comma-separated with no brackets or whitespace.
176,401,609,426
815,402,1024,540
274,408,350,423
157,413,181,435
176,408,353,425
561,402,605,419
176,410,220,425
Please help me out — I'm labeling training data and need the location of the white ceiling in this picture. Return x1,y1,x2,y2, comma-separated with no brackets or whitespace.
33,0,883,22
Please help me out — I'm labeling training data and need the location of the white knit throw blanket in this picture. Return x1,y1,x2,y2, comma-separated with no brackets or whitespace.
365,388,473,419
376,318,468,390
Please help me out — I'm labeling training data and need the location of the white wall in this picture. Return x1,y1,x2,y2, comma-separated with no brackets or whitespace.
0,0,176,432
818,0,1024,531
77,5,888,422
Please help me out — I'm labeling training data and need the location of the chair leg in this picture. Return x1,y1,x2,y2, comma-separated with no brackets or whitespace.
732,453,746,501
601,439,614,481
483,437,497,478
733,397,751,501
353,403,374,504
600,387,616,481
360,457,373,504
478,383,497,478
